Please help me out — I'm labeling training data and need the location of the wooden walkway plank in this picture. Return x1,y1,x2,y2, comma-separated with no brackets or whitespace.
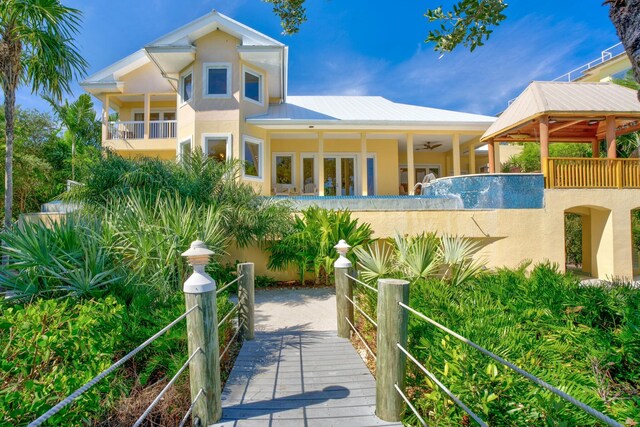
215,330,402,426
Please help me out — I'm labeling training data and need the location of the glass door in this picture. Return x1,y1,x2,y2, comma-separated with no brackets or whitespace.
340,157,355,196
323,156,357,196
324,158,337,196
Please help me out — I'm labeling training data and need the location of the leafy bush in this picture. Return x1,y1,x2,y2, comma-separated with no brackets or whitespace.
403,264,640,426
267,207,373,284
0,297,125,425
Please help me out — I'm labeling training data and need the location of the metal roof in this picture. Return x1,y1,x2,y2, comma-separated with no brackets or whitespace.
482,81,640,141
247,96,496,129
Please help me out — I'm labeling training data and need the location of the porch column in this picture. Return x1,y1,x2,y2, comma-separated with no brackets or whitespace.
606,116,617,158
540,115,550,180
265,132,271,195
468,142,476,174
591,138,600,158
407,134,415,195
144,93,151,139
452,133,461,176
102,95,110,141
360,133,368,196
488,139,495,173
318,132,325,196
493,141,502,173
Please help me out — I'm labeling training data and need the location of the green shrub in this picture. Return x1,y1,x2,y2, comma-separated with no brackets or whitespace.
0,297,125,425
403,264,640,425
267,207,373,284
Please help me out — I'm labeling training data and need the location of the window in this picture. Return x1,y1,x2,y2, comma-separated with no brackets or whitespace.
273,154,295,188
179,138,192,162
243,136,263,180
204,63,231,98
203,134,232,162
243,68,262,104
180,72,192,103
302,155,317,193
367,157,376,196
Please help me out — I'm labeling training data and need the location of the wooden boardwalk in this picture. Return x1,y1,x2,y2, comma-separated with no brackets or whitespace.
215,329,402,426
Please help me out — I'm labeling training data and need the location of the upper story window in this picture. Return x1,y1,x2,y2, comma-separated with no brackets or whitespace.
203,63,231,98
180,72,192,104
243,67,263,105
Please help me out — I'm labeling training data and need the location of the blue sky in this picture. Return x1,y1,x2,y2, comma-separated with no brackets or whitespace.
13,0,620,116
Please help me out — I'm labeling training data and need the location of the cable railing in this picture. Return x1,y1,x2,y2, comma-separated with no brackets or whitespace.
28,241,256,427
332,239,625,427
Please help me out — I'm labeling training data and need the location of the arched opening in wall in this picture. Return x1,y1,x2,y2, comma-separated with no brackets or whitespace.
564,206,613,280
632,208,640,279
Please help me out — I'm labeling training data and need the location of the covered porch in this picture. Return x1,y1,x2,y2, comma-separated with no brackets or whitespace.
481,81,640,189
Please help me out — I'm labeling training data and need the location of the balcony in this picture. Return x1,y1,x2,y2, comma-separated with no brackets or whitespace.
546,157,640,189
107,120,177,140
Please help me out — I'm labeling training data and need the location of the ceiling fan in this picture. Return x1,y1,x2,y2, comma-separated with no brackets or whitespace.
415,141,443,151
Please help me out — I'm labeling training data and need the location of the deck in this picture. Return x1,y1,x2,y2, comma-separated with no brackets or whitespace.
214,287,401,427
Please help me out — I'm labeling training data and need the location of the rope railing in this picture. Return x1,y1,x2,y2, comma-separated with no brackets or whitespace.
218,303,240,329
28,305,199,427
397,343,487,426
394,384,427,427
344,293,378,328
178,388,205,427
398,301,624,427
216,274,245,295
133,347,202,427
346,273,379,293
344,316,377,361
221,320,246,360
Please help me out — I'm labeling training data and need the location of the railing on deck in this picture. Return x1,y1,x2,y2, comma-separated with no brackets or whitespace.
547,157,640,189
107,120,177,140
333,240,625,426
28,241,255,427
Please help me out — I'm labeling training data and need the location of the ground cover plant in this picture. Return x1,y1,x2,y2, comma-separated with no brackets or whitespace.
351,237,639,426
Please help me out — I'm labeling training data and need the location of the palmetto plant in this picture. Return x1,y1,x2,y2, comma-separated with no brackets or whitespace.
0,0,87,226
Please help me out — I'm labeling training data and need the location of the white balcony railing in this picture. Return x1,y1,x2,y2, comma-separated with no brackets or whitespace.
150,120,177,139
107,120,177,140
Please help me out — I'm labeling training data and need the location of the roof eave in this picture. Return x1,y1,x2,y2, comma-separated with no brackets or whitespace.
246,118,494,131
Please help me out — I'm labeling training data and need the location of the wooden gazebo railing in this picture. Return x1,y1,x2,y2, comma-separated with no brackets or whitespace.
546,157,640,189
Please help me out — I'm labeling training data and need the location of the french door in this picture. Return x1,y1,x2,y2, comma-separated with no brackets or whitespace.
323,156,357,196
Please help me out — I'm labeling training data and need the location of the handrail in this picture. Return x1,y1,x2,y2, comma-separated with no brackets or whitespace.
218,304,240,329
552,42,625,82
346,273,379,293
28,305,199,427
344,293,378,328
221,320,245,360
394,384,427,427
344,316,377,361
398,301,624,427
217,274,244,295
546,157,640,189
133,347,201,427
179,388,205,427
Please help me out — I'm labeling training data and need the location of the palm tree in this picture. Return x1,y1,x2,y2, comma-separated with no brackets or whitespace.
0,0,86,228
45,94,98,180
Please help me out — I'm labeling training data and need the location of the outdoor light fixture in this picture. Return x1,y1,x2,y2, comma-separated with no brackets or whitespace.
509,133,531,139
587,120,599,125
334,239,352,268
548,119,558,124
181,240,215,293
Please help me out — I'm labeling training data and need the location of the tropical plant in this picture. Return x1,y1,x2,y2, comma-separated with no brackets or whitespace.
267,207,373,284
44,94,100,180
0,0,87,226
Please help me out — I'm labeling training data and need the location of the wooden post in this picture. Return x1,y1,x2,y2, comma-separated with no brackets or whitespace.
493,141,502,173
334,240,353,339
606,116,617,159
376,278,410,422
591,139,600,158
487,139,495,173
540,115,550,185
468,142,476,174
182,241,221,425
237,262,255,340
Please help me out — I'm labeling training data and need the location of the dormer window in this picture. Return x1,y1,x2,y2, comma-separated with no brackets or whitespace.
243,67,263,105
180,71,192,104
204,63,231,98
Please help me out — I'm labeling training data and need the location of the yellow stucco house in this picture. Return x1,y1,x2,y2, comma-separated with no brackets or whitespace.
81,11,640,281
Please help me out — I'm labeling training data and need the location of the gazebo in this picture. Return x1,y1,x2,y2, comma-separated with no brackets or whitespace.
481,81,640,188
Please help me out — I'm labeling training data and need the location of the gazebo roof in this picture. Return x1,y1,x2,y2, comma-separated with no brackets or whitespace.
481,81,640,142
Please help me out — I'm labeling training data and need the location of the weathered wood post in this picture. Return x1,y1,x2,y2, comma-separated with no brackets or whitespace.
237,262,255,340
334,240,354,339
182,240,221,425
376,278,410,422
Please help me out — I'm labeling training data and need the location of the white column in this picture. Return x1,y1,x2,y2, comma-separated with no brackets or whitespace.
407,134,415,195
144,93,151,139
468,142,476,174
102,95,110,141
494,141,502,173
318,133,325,196
452,133,461,176
360,133,368,196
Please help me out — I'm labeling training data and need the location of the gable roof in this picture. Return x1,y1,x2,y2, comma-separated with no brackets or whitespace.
482,81,640,141
81,10,285,91
247,96,496,130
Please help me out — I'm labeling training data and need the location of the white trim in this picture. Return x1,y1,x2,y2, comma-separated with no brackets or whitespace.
272,152,296,188
179,69,193,106
242,135,264,181
178,135,193,163
202,133,233,160
203,62,232,99
132,108,177,121
242,65,264,106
